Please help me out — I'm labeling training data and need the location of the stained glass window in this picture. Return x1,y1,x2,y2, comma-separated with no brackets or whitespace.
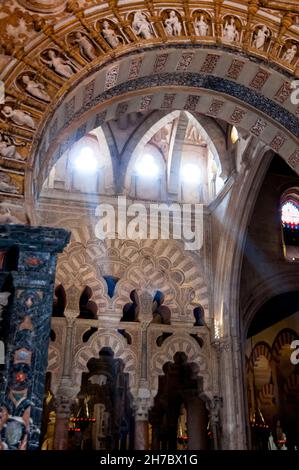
281,201,299,255
281,201,299,227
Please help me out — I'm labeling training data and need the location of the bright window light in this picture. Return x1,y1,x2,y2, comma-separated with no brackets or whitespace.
181,163,201,184
281,201,299,225
135,154,159,177
74,146,98,173
231,126,239,144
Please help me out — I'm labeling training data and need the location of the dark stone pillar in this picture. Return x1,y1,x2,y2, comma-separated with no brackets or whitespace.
186,394,208,450
0,225,70,450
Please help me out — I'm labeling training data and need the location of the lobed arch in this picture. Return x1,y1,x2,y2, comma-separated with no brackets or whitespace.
47,345,62,394
149,332,212,398
73,329,138,396
249,341,272,370
243,277,299,338
272,328,299,363
54,236,210,322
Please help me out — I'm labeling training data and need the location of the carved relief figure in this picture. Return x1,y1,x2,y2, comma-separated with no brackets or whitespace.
73,32,96,61
194,14,209,36
282,44,297,64
222,17,239,43
132,11,153,39
41,50,75,79
1,106,36,129
22,75,50,102
0,173,19,194
252,25,270,50
101,20,121,49
164,10,182,36
0,134,23,160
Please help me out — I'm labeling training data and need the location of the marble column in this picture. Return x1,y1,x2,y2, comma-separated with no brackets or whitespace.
53,393,72,450
186,393,208,450
218,335,247,449
206,396,222,450
133,393,152,450
135,419,149,450
53,317,75,450
0,225,70,450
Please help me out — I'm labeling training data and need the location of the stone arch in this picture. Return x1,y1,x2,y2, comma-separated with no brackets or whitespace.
55,236,209,322
73,330,138,396
285,373,299,394
122,110,180,191
249,341,272,370
258,383,276,406
150,332,212,397
188,112,229,178
211,146,274,449
55,241,109,313
281,186,299,205
272,328,299,363
42,125,115,195
20,44,299,200
243,277,299,338
1,2,299,206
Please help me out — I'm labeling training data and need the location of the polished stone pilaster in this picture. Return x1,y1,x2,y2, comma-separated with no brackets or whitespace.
0,225,70,450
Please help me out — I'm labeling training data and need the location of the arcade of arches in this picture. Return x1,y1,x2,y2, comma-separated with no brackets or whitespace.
0,0,299,451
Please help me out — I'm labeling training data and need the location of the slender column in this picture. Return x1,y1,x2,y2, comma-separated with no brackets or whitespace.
53,317,75,450
206,396,222,450
186,393,208,450
218,335,247,449
135,420,149,450
133,393,152,450
53,394,72,450
133,292,154,450
0,225,70,450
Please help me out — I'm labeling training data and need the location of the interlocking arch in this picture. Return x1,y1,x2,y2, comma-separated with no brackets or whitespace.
150,332,212,397
73,329,138,394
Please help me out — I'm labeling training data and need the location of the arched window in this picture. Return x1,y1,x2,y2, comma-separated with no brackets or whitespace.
281,200,299,261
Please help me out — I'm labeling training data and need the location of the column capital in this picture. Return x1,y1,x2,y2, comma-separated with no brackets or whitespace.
133,385,154,421
56,377,77,402
205,395,222,423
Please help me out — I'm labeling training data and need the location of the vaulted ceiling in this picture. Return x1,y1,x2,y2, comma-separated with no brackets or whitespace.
1,0,299,203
